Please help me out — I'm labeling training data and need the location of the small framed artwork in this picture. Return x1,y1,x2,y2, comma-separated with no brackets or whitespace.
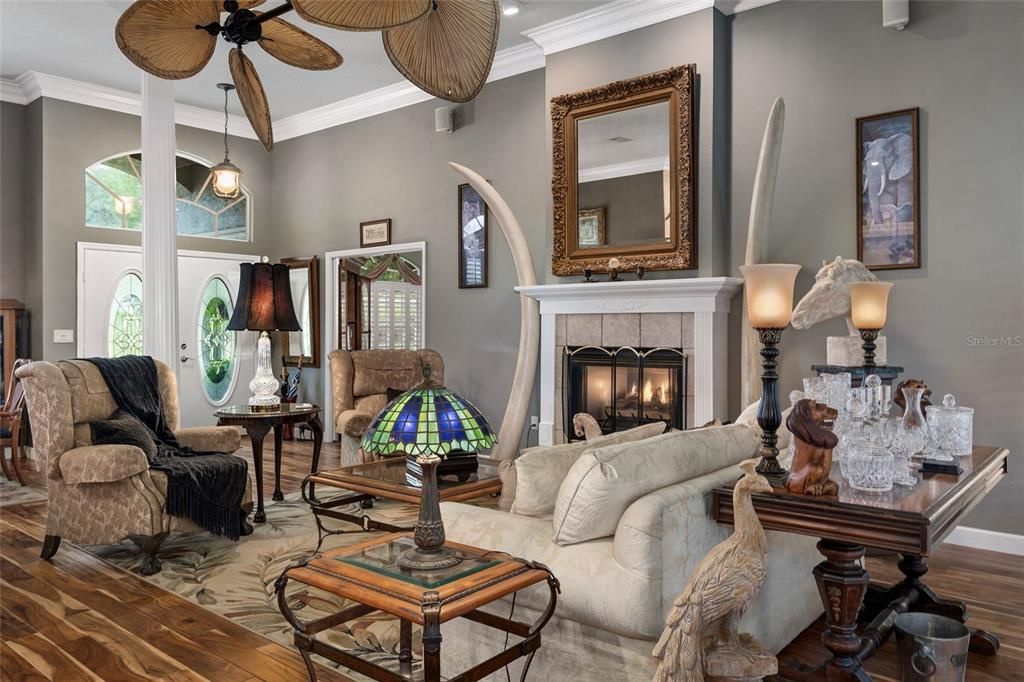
577,207,606,248
360,219,391,248
458,183,488,288
856,108,920,270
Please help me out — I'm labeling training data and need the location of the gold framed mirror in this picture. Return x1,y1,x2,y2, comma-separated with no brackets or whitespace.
280,255,320,367
551,65,696,276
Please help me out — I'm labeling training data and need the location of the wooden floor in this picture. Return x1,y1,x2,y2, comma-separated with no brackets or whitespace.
3,439,1022,681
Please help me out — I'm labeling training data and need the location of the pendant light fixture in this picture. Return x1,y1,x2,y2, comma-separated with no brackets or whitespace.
211,82,243,199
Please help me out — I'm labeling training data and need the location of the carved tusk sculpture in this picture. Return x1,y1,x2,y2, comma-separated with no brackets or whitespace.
449,162,539,462
741,98,786,407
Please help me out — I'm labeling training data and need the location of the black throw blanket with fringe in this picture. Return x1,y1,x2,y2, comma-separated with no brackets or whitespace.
88,356,248,540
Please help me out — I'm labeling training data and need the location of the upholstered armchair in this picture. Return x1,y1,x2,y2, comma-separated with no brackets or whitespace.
328,349,444,465
16,359,252,575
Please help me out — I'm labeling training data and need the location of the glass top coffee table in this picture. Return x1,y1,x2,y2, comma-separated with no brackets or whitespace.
276,532,557,682
302,457,501,552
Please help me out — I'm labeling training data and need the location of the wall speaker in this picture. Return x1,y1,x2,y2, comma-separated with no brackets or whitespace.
882,0,909,30
435,106,454,134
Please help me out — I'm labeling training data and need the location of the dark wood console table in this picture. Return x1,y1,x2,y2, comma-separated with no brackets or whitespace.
215,403,323,523
712,445,1008,681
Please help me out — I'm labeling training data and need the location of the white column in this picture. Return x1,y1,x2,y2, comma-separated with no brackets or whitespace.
141,74,179,370
693,310,729,424
538,310,556,446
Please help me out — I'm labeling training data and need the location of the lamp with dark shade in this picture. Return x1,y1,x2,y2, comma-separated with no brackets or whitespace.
228,258,301,411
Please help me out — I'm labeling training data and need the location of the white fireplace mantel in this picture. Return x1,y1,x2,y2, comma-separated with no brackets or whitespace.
516,277,743,445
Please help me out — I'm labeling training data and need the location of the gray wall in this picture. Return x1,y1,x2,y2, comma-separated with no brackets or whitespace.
1,102,27,302
727,0,1024,533
267,70,548,432
545,8,729,280
577,171,665,245
32,98,274,361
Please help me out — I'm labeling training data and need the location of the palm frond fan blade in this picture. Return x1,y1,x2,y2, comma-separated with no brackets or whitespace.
292,0,431,31
383,0,500,103
229,49,274,151
233,0,266,7
115,0,221,79
257,16,343,70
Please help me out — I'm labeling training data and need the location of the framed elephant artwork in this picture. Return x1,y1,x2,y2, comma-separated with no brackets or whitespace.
856,108,920,270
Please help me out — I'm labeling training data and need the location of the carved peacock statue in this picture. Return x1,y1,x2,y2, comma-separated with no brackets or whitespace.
652,459,775,682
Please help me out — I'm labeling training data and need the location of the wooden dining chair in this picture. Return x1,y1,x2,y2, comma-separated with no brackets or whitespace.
0,358,31,485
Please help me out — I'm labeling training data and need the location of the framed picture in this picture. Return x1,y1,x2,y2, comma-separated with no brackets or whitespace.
458,183,488,288
577,207,606,248
856,108,920,270
360,219,391,248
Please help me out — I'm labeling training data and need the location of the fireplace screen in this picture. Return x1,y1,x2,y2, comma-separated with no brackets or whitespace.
564,346,687,438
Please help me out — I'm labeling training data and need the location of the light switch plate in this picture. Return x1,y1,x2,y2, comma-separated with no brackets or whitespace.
53,329,75,344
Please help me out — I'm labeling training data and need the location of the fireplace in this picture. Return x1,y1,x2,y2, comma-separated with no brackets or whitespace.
564,346,687,438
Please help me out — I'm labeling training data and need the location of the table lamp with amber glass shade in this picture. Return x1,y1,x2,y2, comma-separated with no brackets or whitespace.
361,367,497,570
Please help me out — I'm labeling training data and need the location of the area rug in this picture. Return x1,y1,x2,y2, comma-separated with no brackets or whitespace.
0,479,47,507
85,493,423,677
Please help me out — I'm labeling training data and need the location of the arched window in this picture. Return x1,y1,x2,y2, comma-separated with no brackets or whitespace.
85,153,250,241
197,277,238,404
108,272,144,357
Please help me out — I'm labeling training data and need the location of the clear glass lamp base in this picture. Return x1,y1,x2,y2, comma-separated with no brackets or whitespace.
248,331,280,412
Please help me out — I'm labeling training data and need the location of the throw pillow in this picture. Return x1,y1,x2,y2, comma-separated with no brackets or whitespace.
90,410,158,461
551,424,759,545
508,421,667,517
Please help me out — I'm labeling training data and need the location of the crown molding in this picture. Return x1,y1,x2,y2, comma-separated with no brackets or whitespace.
578,155,669,183
0,0,780,140
2,71,257,139
273,41,544,141
523,0,715,56
0,77,28,105
715,0,781,15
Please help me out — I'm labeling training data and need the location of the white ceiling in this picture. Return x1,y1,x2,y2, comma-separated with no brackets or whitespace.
0,0,613,119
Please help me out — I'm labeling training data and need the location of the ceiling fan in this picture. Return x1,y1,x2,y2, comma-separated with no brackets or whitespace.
116,0,501,151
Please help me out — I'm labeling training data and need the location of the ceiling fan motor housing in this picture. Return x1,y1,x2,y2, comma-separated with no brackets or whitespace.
222,9,262,46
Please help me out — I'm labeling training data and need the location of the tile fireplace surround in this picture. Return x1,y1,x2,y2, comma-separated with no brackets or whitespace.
516,278,743,446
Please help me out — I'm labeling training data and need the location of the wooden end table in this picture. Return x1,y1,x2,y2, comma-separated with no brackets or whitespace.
301,457,502,551
215,403,323,523
275,532,558,682
712,445,1008,681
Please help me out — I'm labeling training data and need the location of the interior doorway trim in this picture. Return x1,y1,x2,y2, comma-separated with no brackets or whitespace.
324,241,427,441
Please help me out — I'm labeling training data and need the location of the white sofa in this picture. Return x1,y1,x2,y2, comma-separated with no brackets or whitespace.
439,424,822,681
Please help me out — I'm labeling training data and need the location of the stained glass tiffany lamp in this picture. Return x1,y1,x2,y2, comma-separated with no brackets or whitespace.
361,367,497,570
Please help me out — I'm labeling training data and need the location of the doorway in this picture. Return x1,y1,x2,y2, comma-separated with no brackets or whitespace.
324,241,427,440
77,242,257,427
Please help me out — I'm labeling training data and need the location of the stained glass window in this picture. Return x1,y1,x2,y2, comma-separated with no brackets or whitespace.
197,277,237,404
108,272,144,357
85,153,250,241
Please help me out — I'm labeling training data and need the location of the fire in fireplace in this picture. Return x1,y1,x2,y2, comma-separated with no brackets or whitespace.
563,346,687,438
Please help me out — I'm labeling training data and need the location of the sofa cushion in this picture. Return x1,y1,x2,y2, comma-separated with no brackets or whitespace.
441,502,661,640
508,422,667,517
552,424,758,545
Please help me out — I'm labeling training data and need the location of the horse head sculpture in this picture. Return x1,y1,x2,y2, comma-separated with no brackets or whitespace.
791,256,877,333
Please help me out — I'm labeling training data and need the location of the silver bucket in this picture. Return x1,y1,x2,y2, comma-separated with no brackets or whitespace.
894,613,970,682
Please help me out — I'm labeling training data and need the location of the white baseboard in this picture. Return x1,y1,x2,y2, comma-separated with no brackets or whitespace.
943,526,1024,557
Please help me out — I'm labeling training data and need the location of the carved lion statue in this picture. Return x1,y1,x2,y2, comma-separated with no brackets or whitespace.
785,399,840,497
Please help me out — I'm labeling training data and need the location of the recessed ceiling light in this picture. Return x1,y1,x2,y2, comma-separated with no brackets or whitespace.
503,1,521,17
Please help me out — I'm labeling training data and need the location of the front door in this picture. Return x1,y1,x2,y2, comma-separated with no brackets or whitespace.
77,242,255,427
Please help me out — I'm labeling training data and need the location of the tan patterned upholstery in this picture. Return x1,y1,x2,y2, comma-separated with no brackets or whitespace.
328,349,444,464
15,359,251,549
